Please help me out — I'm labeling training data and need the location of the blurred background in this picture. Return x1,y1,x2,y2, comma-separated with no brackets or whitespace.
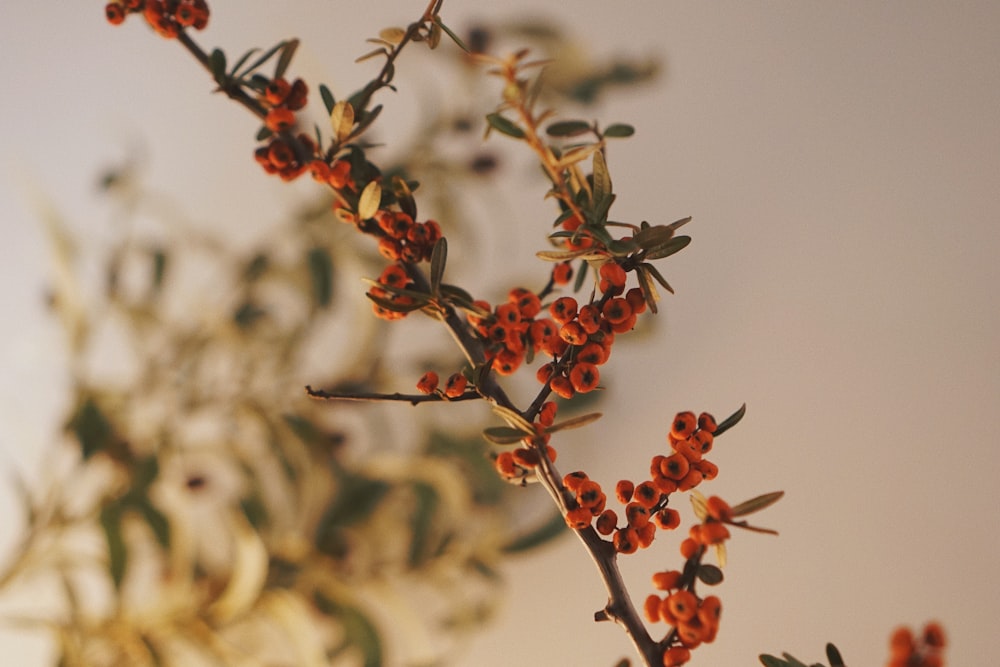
2,1,998,665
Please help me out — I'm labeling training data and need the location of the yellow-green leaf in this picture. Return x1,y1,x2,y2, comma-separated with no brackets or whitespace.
358,180,382,221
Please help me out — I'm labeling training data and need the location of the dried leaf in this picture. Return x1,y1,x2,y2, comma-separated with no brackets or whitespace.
358,180,382,221
545,412,603,434
482,426,528,445
730,491,784,518
330,100,355,143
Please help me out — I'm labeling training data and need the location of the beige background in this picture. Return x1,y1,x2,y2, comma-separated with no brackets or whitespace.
2,2,999,665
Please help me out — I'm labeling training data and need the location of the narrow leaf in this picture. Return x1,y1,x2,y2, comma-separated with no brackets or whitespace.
759,657,790,667
485,112,526,139
643,235,691,261
545,412,603,434
100,503,127,590
482,426,528,445
546,120,592,137
274,38,299,79
642,262,675,294
537,248,600,262
591,150,612,208
730,491,784,517
241,40,287,78
603,123,635,138
434,16,470,53
319,84,336,115
307,246,334,308
490,405,534,433
391,175,417,220
429,237,447,295
635,264,659,314
228,48,259,78
714,403,746,437
826,643,845,667
365,292,427,314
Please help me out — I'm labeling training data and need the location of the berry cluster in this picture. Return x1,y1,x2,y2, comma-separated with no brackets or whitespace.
536,269,647,399
489,401,560,484
105,0,209,37
887,622,947,667
467,288,559,377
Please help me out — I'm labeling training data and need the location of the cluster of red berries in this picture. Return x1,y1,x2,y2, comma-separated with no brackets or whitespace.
560,411,719,550
491,402,559,484
467,288,561,377
368,264,417,321
536,266,646,399
370,210,443,264
643,586,722,666
415,369,472,400
252,77,317,180
105,0,209,37
887,622,947,667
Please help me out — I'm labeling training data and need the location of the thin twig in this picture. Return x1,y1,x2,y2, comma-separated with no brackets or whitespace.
305,385,480,405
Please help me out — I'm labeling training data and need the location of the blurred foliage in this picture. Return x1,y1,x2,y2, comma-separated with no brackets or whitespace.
0,14,659,667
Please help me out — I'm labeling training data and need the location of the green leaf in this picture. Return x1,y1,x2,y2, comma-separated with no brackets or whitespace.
133,498,170,550
826,643,845,667
546,120,592,137
481,426,528,445
485,112,526,139
68,398,114,460
210,49,227,87
227,48,259,78
573,257,590,292
240,40,287,78
643,234,691,261
274,38,299,79
635,264,659,314
307,246,334,308
319,84,336,115
781,654,812,667
283,414,324,446
408,482,439,567
365,291,427,314
759,657,790,667
603,123,635,138
641,262,674,294
697,563,724,585
545,412,603,434
351,104,383,139
438,282,477,310
151,248,167,293
314,594,383,667
429,237,447,295
233,300,267,328
433,15,470,53
100,503,127,590
591,150,612,210
714,402,746,437
730,491,784,517
255,125,273,142
501,511,567,553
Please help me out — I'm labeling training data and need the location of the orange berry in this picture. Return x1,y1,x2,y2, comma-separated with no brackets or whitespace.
679,537,699,559
661,453,690,480
697,596,722,632
494,302,521,326
613,526,639,554
552,261,573,285
615,479,635,504
662,646,691,667
578,304,602,334
265,108,296,132
577,341,608,365
652,570,683,591
693,522,729,545
105,3,127,24
922,621,946,648
595,509,618,535
508,288,542,319
444,372,467,398
565,507,593,530
671,411,698,440
706,496,732,522
416,371,439,394
636,522,657,548
549,374,575,399
562,470,588,492
609,312,638,333
694,460,718,481
654,507,681,530
625,502,650,528
550,296,578,324
599,262,627,291
602,297,633,324
697,412,718,433
538,401,558,426
666,590,698,622
633,481,660,508
493,451,518,478
569,362,600,393
264,78,292,106
493,347,523,376
677,468,704,492
625,287,647,314
643,594,663,623
692,430,714,454
576,480,604,509
559,321,588,346
512,448,540,468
